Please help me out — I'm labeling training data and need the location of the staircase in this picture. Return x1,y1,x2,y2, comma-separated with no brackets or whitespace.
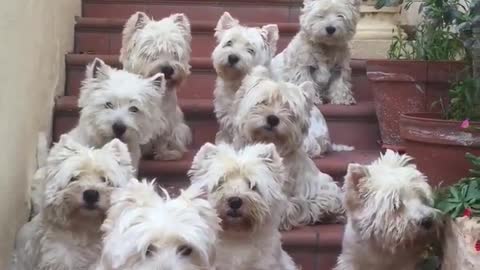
53,1,383,269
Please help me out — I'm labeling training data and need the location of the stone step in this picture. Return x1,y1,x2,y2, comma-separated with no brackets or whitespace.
74,17,298,57
53,96,381,150
65,54,373,102
82,0,303,22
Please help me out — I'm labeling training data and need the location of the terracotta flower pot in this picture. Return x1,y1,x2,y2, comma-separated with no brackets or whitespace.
367,60,465,150
400,113,480,186
442,216,480,270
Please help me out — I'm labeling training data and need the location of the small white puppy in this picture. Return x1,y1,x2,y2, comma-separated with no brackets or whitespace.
11,135,134,270
189,143,297,270
232,66,345,230
212,12,279,144
95,179,221,270
121,12,192,161
69,58,167,169
335,150,441,270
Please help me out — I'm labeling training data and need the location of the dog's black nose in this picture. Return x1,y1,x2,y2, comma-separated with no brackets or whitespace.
83,190,99,205
326,26,336,35
420,217,433,229
266,115,280,127
112,122,127,138
161,66,174,79
228,197,243,210
228,54,240,65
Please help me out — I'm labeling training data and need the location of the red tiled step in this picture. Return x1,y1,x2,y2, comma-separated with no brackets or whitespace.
53,96,381,150
282,224,344,270
82,0,303,23
65,54,373,102
75,18,298,57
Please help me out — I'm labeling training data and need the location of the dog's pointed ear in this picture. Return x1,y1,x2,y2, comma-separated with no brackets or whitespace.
261,24,279,55
188,143,219,183
103,139,132,166
86,58,110,80
120,12,150,63
47,135,85,166
345,163,368,192
214,12,239,39
170,13,192,40
148,72,167,94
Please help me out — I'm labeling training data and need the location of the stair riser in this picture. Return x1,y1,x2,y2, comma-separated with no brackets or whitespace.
75,30,295,57
66,61,373,101
53,109,379,150
83,2,301,23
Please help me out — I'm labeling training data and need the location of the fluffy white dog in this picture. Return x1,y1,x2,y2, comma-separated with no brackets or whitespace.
189,143,297,270
95,179,220,270
334,150,441,270
68,57,167,169
272,0,361,105
212,12,279,144
230,67,345,230
121,12,192,161
11,135,134,270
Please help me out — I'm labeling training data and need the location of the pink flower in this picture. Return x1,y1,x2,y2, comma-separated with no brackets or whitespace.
461,119,470,129
463,208,472,218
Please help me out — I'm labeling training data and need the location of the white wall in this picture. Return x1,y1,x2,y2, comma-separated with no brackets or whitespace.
0,0,81,267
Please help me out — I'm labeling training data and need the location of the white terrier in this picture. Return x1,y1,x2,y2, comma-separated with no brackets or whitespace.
272,0,361,105
212,12,279,144
189,143,297,270
11,135,134,270
68,57,167,169
95,179,220,270
231,67,344,230
335,150,441,270
121,12,192,161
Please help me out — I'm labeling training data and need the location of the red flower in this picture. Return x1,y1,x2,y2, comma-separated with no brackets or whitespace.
475,240,480,252
463,208,472,218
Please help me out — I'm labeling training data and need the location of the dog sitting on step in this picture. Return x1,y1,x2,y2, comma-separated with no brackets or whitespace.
121,12,192,161
334,150,441,270
11,135,133,270
94,179,220,270
231,66,345,230
272,0,361,105
189,142,297,270
212,12,279,144
68,58,167,169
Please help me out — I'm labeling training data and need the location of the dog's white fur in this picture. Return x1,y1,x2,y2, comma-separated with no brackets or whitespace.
272,0,360,105
189,143,297,270
334,150,441,270
212,12,279,144
11,135,134,270
68,58,167,169
121,12,192,161
231,67,344,230
95,179,220,270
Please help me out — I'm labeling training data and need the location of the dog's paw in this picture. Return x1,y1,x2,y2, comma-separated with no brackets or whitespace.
329,94,356,105
154,150,183,161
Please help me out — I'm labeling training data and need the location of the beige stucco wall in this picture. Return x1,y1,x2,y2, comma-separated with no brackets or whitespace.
0,0,81,268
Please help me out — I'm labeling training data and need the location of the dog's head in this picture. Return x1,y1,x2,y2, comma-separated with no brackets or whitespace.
344,150,441,252
189,143,287,234
42,135,134,228
212,12,279,81
232,66,314,156
300,0,360,45
120,12,192,88
99,179,220,270
79,58,168,145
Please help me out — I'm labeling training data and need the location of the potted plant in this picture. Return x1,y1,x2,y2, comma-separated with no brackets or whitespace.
367,0,467,150
400,1,480,185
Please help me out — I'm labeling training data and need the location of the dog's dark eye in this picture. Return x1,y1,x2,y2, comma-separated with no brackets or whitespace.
247,48,255,55
177,245,193,256
337,14,345,19
100,176,108,183
225,40,233,47
146,244,156,257
104,102,114,109
70,176,78,183
251,184,258,191
260,100,269,106
129,106,139,113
